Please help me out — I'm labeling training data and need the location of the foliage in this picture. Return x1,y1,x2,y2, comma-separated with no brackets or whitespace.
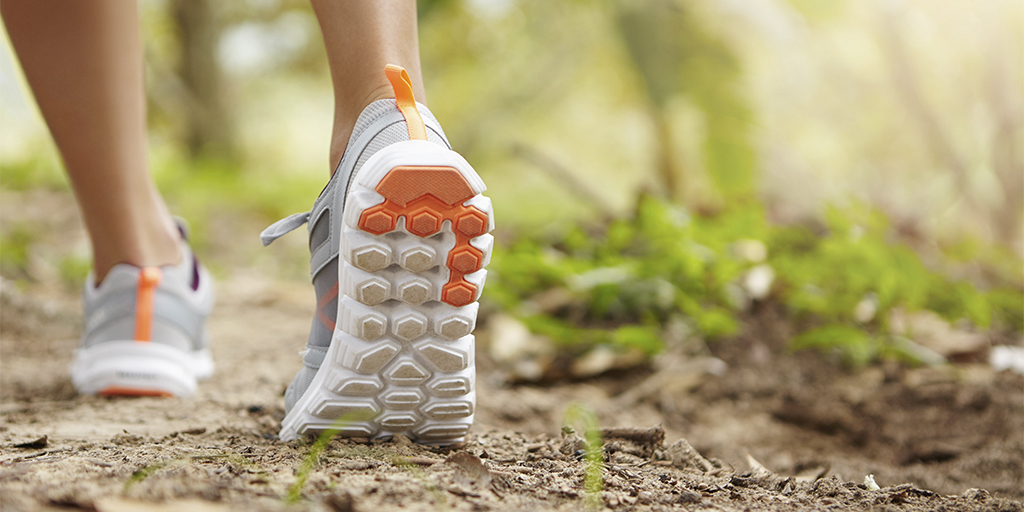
0,225,35,279
488,196,762,354
0,152,67,192
488,196,1023,366
489,197,770,354
770,204,1023,333
57,255,91,290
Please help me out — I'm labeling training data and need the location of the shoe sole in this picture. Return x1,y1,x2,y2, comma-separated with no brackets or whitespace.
280,141,492,443
70,341,214,397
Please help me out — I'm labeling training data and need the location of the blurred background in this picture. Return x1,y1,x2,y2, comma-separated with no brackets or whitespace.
1,0,1022,371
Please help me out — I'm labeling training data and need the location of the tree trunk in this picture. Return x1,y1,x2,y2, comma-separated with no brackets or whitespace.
171,0,234,162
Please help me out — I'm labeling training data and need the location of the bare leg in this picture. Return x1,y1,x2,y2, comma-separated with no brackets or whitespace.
309,0,424,173
2,0,181,282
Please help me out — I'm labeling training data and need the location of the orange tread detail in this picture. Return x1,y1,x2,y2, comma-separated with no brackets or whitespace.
357,166,486,307
376,167,475,207
133,267,163,342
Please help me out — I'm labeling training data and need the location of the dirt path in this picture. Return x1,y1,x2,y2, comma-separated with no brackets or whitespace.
2,268,1022,512
0,186,1020,511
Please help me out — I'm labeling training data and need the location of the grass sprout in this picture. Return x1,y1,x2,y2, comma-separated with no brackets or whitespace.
563,402,604,508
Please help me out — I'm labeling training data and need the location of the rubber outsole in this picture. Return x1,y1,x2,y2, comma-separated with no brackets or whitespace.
280,141,491,443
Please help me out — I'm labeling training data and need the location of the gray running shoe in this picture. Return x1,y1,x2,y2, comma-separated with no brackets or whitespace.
70,235,214,397
262,65,492,443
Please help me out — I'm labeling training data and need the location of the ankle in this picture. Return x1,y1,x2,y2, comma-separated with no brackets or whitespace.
329,83,397,174
91,222,183,284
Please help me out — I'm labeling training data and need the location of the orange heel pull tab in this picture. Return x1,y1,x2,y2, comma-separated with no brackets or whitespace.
133,267,162,342
384,64,427,141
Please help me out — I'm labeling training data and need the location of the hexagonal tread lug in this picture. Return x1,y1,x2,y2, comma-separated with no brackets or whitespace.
359,206,398,235
386,360,430,386
358,315,386,340
348,340,400,374
310,399,380,420
455,210,488,237
427,377,472,397
379,413,420,430
418,343,469,372
329,376,383,397
437,316,473,340
399,246,436,273
339,296,389,340
299,423,376,438
415,424,470,441
462,195,494,232
393,311,428,341
441,282,476,307
356,277,390,306
449,247,483,274
381,390,425,410
397,277,432,305
408,208,442,237
352,245,391,273
423,401,473,420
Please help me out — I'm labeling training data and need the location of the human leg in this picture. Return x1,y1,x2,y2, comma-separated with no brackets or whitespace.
2,1,214,396
1,0,181,282
309,0,424,173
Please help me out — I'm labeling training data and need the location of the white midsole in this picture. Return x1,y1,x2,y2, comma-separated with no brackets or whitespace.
70,341,214,397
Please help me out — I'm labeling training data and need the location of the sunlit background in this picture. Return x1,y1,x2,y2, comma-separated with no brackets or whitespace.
1,0,1021,366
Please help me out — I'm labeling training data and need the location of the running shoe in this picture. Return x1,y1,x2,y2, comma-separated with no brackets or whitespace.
262,65,492,443
70,231,215,397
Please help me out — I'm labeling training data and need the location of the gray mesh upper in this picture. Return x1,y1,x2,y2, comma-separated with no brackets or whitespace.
80,241,213,353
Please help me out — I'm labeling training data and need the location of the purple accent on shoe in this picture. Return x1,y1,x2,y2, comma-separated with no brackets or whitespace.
191,255,201,291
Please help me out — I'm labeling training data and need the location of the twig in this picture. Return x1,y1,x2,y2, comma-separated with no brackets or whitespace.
511,143,613,216
600,426,666,448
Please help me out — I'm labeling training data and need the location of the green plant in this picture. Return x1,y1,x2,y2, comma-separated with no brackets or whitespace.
487,196,764,356
769,204,1021,364
0,225,37,279
58,255,91,290
124,458,181,491
285,409,379,504
0,153,68,192
286,427,337,503
563,403,604,508
487,196,1022,368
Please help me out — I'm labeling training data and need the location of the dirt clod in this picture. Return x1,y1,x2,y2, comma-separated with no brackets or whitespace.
667,438,716,473
12,435,47,449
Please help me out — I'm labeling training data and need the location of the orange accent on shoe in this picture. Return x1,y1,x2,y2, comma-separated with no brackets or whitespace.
384,64,427,141
376,166,475,207
357,166,486,307
317,281,340,332
133,267,163,342
98,386,174,397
